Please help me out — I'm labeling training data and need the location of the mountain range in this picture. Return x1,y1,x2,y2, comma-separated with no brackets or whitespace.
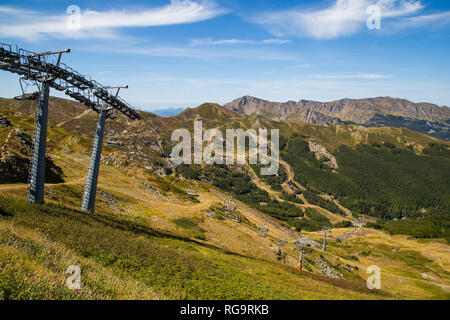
0,95,449,299
224,96,450,140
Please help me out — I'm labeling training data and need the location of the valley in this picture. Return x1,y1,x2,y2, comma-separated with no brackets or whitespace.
0,96,449,300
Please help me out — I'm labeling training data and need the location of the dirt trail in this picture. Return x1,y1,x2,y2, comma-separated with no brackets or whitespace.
56,109,92,127
247,162,345,223
280,159,352,220
321,194,353,219
210,188,301,240
279,159,307,191
245,163,284,202
0,179,85,191
4,128,16,145
0,184,27,191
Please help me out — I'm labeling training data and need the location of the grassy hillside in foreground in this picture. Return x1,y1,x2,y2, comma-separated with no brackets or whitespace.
0,196,386,300
1,195,449,300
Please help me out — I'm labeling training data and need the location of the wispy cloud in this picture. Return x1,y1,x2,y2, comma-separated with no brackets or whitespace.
76,41,298,61
387,10,450,30
189,38,291,45
310,73,392,80
0,0,228,41
248,0,448,39
290,64,312,69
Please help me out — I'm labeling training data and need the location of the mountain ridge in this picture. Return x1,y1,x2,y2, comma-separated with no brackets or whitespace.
224,96,450,140
1,96,449,299
225,95,450,121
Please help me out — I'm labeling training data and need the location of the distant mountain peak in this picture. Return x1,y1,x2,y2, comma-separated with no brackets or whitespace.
223,96,450,140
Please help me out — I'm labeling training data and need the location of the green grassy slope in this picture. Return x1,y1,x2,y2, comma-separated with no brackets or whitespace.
0,196,384,300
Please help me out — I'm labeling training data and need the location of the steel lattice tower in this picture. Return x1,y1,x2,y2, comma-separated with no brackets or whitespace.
81,108,107,212
297,245,304,271
27,81,50,204
0,43,141,212
321,228,331,252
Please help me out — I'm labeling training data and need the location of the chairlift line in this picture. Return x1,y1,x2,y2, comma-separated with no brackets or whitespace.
320,228,331,252
0,43,141,120
0,43,141,212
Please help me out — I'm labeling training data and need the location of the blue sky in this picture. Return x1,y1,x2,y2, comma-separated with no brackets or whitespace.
1,0,450,111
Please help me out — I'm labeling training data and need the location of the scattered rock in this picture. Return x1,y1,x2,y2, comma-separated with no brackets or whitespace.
101,152,131,167
308,141,339,170
46,188,56,200
151,166,166,176
420,273,437,281
295,237,322,249
62,136,80,154
97,190,123,213
0,115,11,127
142,139,161,151
137,179,170,201
315,257,344,279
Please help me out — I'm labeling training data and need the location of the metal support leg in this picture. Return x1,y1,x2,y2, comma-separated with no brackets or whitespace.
297,246,304,271
28,81,49,204
323,232,327,252
81,109,107,213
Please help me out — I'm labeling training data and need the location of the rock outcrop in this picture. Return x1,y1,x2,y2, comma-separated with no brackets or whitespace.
308,142,339,169
315,257,344,279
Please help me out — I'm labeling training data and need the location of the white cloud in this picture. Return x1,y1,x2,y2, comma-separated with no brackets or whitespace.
387,11,450,29
190,38,254,45
248,0,442,39
190,38,291,45
0,0,227,41
80,44,297,61
310,73,392,80
260,39,292,44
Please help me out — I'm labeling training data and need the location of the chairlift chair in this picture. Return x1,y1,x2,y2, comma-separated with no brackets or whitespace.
258,224,269,237
105,111,122,147
14,78,39,100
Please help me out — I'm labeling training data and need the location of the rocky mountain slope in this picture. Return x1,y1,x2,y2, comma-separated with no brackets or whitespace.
1,95,448,228
224,96,450,140
0,96,449,299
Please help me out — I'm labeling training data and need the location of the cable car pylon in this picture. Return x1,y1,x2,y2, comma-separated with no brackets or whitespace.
297,245,304,271
81,86,128,213
27,81,50,204
26,48,70,204
81,106,108,212
321,228,331,252
0,43,141,211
